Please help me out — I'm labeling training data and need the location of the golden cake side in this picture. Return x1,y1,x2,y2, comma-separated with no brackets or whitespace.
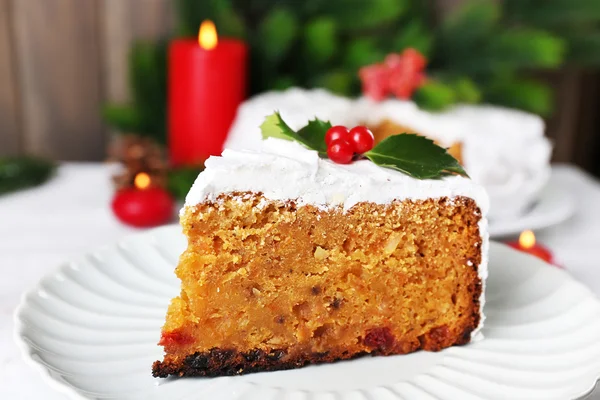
153,193,483,377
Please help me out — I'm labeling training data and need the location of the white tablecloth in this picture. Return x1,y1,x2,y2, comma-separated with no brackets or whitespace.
1,163,599,399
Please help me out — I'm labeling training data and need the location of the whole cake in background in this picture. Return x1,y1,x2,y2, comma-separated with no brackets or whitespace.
225,88,552,220
153,113,489,377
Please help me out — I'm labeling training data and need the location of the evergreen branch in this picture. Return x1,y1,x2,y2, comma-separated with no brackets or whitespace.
504,0,600,28
485,78,553,116
563,31,600,65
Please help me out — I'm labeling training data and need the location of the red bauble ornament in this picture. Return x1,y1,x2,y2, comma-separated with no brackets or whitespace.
112,173,175,228
327,139,354,164
325,125,350,146
348,126,375,154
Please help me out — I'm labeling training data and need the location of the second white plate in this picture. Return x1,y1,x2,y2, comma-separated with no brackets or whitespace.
489,174,575,238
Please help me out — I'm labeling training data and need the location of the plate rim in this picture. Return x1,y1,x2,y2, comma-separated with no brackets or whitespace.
13,226,600,400
488,180,576,238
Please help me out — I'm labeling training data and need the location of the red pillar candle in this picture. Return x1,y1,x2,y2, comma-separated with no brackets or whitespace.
169,20,248,166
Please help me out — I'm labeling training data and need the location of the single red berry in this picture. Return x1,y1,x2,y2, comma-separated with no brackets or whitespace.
327,139,354,164
348,126,375,154
325,125,350,146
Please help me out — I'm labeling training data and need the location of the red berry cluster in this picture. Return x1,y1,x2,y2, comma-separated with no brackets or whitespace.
359,48,427,101
325,125,374,164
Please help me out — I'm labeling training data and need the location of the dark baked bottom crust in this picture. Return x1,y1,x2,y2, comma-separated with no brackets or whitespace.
152,319,478,378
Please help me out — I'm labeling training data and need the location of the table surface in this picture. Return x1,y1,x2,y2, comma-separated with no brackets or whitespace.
1,163,599,399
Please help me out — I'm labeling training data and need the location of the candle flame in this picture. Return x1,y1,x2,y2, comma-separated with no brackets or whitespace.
134,173,151,190
519,230,536,249
198,20,218,50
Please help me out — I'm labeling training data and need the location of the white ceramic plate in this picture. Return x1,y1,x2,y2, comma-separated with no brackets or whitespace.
15,226,600,400
488,177,575,238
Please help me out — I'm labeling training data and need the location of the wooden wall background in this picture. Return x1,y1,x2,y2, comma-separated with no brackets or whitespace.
0,0,173,160
0,0,599,174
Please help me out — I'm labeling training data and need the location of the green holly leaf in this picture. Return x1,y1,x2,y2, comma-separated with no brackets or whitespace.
262,113,466,180
260,112,297,141
260,112,331,155
365,134,468,179
297,118,331,154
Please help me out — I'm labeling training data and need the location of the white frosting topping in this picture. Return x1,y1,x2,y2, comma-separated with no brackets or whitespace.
185,137,489,340
225,88,552,219
186,138,489,214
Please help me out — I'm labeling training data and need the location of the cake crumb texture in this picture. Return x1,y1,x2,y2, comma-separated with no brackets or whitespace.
153,193,483,377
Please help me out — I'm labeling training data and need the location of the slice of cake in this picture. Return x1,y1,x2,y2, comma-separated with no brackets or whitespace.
153,117,489,378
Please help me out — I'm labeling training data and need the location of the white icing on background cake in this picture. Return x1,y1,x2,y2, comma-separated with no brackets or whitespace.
185,138,489,339
225,88,552,220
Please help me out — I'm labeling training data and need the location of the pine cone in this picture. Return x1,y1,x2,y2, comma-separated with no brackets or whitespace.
110,135,168,190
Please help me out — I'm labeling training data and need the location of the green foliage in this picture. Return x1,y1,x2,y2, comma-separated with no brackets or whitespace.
430,1,570,114
103,41,167,143
320,0,408,30
485,29,565,71
413,81,456,112
257,8,299,64
176,0,245,38
168,167,204,200
303,17,337,66
311,70,354,95
450,77,482,104
504,0,600,28
441,1,500,49
343,38,386,71
486,78,553,116
561,32,600,66
169,0,599,116
393,21,433,57
503,0,600,68
0,156,56,195
105,0,600,148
